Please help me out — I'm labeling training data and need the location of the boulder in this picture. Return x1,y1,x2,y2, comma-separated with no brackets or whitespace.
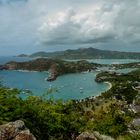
0,120,36,140
76,132,97,140
129,118,140,130
76,132,114,140
14,130,36,140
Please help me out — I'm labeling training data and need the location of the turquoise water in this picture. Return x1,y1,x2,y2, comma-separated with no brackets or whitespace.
88,59,140,64
0,57,139,65
66,59,140,65
0,70,109,100
0,56,32,65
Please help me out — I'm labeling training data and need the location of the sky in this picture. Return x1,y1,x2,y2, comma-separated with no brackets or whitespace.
0,0,140,55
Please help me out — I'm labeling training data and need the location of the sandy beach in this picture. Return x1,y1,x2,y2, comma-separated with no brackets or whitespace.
104,81,112,90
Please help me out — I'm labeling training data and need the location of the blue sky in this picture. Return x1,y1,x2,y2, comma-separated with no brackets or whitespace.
0,0,140,55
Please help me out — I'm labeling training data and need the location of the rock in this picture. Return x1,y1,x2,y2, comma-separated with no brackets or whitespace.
14,130,36,140
47,64,59,81
130,118,140,130
129,104,140,114
5,61,18,70
76,132,97,140
76,132,114,140
0,120,36,140
0,65,8,70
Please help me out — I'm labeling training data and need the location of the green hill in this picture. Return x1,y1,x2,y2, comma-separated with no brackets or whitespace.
29,48,140,59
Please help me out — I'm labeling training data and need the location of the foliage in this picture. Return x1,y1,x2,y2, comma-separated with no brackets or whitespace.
0,81,138,139
97,69,140,103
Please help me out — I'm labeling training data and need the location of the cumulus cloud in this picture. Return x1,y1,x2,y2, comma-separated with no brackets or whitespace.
0,0,140,55
113,0,140,44
38,0,140,46
38,8,116,45
0,0,48,46
0,0,27,5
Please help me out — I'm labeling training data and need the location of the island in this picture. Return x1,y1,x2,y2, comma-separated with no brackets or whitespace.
18,48,140,59
17,54,28,57
26,47,140,59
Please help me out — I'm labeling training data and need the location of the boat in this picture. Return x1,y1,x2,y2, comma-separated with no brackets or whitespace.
44,77,48,81
96,69,101,72
80,87,84,93
80,90,84,93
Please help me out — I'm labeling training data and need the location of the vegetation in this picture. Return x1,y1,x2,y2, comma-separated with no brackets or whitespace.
0,83,139,139
28,47,140,59
112,62,140,69
0,68,140,139
96,69,140,103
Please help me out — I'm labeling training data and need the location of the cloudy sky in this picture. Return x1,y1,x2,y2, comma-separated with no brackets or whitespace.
0,0,140,55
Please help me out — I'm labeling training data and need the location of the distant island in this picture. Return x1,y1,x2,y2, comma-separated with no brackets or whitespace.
18,48,140,59
17,54,28,57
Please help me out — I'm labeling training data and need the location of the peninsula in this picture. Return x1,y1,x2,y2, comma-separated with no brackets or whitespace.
0,58,101,81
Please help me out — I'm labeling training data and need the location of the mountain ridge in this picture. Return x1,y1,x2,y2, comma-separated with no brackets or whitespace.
19,47,140,59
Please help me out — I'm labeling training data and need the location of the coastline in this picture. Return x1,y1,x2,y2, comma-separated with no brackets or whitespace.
80,81,113,102
0,69,112,101
15,70,48,73
104,81,112,90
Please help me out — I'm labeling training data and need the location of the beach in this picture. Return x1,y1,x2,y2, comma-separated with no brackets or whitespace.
104,81,112,90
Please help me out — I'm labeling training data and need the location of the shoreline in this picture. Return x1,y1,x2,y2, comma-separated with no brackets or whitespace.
79,81,113,102
104,81,112,90
13,70,48,73
0,69,113,101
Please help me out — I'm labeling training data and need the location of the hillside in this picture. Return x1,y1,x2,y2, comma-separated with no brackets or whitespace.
29,48,140,59
0,58,100,81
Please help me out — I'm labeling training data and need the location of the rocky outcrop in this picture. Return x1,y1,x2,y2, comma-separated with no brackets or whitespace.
0,120,36,140
76,132,114,140
129,118,140,131
76,132,97,140
0,65,9,70
47,64,59,81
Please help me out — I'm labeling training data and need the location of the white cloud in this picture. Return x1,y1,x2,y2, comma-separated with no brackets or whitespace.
38,0,140,46
113,0,140,43
38,8,116,45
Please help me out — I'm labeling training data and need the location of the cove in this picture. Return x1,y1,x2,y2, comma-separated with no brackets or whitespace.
0,70,109,100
